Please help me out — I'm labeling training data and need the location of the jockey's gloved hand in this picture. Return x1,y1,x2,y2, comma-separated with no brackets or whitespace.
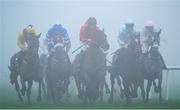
87,39,91,42
22,46,28,51
85,39,91,44
50,48,55,53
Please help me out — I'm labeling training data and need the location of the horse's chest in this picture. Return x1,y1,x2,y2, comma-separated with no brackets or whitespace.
83,51,105,71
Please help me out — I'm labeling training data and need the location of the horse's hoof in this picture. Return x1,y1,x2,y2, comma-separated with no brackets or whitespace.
120,93,124,99
145,99,149,103
66,92,71,98
28,102,31,105
131,93,138,98
21,90,25,96
108,98,113,104
127,97,132,105
159,101,162,104
18,98,23,102
78,94,83,100
154,87,159,93
106,89,111,94
159,97,163,104
37,96,42,102
10,80,14,85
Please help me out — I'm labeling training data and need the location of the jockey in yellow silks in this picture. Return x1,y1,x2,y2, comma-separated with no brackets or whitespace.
17,25,37,50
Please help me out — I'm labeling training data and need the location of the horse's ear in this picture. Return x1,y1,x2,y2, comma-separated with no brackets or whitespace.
37,33,42,39
8,66,12,71
158,29,162,36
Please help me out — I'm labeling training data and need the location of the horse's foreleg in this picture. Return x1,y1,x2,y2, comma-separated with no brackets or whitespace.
108,74,115,104
116,75,124,99
27,80,33,105
99,78,104,102
37,81,42,102
64,78,70,97
158,73,162,103
145,80,152,103
123,79,131,105
20,78,26,96
46,78,53,103
14,79,23,101
41,78,47,100
132,82,138,98
140,82,145,102
105,81,110,94
153,80,158,93
74,75,82,99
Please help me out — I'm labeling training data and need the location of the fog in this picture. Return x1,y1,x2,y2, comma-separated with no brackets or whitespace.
0,0,180,104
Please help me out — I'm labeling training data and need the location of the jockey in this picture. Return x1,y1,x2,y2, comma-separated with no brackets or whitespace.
141,20,158,53
17,25,38,62
18,25,37,51
76,16,100,59
79,16,100,45
118,18,140,48
45,23,71,54
141,20,167,69
10,25,38,84
75,17,100,68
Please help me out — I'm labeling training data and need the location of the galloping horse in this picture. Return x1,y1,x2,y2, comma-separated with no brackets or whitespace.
142,29,164,103
9,33,43,105
73,29,109,104
108,36,145,105
45,39,72,103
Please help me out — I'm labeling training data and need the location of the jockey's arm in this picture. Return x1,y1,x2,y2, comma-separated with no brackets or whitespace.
118,32,128,47
118,39,125,47
65,41,71,53
64,36,71,53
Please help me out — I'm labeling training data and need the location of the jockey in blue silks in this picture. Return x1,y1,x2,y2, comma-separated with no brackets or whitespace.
45,23,71,54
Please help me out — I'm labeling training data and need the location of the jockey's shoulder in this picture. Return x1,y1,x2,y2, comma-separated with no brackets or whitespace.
153,29,159,33
119,29,126,36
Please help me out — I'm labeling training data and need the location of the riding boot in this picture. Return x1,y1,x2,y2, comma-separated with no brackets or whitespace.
17,50,24,65
79,50,86,68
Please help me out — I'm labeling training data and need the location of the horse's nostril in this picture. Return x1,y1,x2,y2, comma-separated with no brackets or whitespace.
106,44,110,50
103,44,109,51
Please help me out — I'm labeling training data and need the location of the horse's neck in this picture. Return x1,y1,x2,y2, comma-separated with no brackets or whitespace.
24,49,39,64
53,45,66,61
88,44,101,55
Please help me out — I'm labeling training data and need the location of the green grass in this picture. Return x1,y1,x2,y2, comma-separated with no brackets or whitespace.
0,85,180,109
0,74,180,109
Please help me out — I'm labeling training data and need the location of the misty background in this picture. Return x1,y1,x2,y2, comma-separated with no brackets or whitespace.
0,0,180,102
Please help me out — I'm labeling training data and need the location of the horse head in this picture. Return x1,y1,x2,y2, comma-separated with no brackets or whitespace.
151,29,161,47
127,33,141,57
148,29,162,59
25,33,41,54
90,29,109,51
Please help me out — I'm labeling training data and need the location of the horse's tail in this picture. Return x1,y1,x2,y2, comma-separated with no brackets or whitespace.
9,52,20,85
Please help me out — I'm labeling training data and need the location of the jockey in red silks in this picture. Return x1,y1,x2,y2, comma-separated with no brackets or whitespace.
79,16,100,44
74,16,100,67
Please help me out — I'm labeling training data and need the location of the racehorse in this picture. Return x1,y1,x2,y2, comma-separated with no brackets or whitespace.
45,39,72,103
9,33,43,105
73,29,109,104
142,29,164,103
108,36,145,105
